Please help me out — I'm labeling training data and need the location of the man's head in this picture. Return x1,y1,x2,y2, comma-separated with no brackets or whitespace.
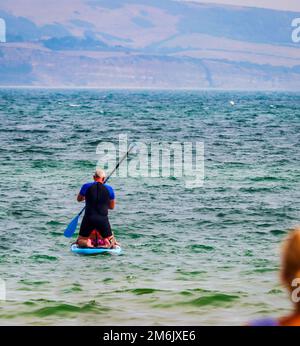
93,168,106,183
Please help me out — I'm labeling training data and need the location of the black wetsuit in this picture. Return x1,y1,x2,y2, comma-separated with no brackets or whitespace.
79,182,113,238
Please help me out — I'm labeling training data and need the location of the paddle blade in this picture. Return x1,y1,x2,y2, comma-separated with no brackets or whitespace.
64,214,80,238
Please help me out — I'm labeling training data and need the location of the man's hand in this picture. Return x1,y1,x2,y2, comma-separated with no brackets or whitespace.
77,194,85,202
109,199,115,210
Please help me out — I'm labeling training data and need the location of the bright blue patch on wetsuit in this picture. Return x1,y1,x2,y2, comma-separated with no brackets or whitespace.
79,182,115,200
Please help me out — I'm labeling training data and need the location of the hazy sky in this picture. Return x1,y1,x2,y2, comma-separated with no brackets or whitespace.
181,0,300,12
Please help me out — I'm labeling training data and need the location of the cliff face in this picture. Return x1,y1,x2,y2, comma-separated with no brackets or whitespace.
0,0,300,89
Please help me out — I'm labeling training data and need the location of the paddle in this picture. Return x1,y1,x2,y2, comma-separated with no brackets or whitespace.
64,145,135,238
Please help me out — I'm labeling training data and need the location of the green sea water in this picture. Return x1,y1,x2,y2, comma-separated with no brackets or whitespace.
0,89,299,325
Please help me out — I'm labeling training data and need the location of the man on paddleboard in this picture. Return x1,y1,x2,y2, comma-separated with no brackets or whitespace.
76,168,118,248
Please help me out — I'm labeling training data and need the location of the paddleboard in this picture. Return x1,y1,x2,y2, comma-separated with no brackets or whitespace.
71,244,122,255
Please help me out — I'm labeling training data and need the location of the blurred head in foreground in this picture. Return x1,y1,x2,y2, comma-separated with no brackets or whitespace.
250,226,300,326
281,226,300,300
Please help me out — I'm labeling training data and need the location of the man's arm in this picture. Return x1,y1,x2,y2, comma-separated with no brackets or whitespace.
106,184,116,210
77,183,89,202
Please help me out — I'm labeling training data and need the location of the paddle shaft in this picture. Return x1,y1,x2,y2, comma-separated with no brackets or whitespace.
104,145,135,184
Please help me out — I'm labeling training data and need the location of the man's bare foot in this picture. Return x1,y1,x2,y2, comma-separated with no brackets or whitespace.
86,239,94,248
77,237,94,248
